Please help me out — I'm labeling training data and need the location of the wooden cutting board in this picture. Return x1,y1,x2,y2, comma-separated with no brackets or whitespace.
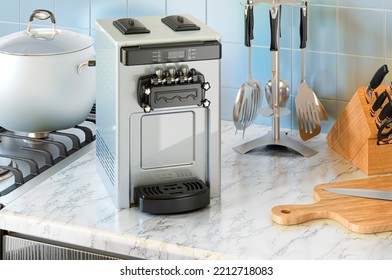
271,176,392,234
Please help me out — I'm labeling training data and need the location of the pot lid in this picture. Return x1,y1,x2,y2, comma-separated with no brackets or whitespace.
0,29,94,56
0,10,94,56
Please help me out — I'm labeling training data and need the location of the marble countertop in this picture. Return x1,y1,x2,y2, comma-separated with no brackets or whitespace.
1,121,392,260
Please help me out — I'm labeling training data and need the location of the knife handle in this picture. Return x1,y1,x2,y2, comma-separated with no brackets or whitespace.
299,1,307,49
368,64,389,91
370,90,388,117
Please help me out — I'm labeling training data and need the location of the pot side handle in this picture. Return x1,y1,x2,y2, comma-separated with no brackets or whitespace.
77,60,96,74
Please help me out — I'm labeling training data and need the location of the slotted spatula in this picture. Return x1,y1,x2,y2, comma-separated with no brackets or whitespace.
233,2,260,137
295,1,321,141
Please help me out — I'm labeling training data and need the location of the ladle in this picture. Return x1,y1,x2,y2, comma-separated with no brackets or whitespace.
261,4,290,117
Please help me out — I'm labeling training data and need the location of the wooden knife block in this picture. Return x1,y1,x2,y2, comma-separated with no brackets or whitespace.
327,86,392,175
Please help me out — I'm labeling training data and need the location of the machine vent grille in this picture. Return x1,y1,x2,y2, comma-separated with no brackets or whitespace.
184,181,203,191
134,179,208,199
143,185,164,196
133,179,210,214
96,132,115,186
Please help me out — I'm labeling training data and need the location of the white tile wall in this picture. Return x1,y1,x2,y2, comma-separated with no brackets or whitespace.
0,0,391,133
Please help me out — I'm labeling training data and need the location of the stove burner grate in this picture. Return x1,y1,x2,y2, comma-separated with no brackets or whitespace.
0,160,15,179
0,124,95,197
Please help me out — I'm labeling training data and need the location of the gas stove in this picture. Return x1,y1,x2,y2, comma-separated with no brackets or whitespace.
0,105,96,207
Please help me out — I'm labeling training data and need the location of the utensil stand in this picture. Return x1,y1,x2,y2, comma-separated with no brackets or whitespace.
234,1,317,157
327,86,392,175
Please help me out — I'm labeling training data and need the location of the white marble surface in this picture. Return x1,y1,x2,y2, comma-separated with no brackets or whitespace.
1,121,392,259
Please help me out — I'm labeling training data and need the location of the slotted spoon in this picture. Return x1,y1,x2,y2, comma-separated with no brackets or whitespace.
233,3,261,137
295,1,321,141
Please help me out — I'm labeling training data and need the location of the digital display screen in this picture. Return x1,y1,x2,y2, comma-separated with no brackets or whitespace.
167,50,186,60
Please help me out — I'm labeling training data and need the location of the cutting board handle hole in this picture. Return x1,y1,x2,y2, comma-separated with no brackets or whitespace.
281,209,291,214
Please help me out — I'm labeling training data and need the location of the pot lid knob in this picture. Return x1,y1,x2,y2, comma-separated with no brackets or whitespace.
27,9,58,37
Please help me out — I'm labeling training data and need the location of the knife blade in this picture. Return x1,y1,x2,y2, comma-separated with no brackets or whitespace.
323,187,392,201
365,64,389,102
370,90,388,117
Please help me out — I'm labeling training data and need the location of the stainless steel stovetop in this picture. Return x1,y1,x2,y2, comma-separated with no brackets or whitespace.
0,106,96,207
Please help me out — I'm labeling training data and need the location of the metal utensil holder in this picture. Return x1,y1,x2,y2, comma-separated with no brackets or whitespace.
233,0,317,157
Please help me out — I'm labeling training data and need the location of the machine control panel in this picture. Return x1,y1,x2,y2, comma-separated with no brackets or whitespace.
120,40,221,66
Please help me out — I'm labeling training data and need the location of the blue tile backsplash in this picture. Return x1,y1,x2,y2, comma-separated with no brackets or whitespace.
56,0,90,29
1,0,392,134
128,0,166,17
0,0,19,22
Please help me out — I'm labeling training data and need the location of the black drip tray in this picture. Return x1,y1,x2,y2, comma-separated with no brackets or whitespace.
134,179,210,214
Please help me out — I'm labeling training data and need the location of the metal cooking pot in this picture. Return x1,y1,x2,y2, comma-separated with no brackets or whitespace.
0,10,96,134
